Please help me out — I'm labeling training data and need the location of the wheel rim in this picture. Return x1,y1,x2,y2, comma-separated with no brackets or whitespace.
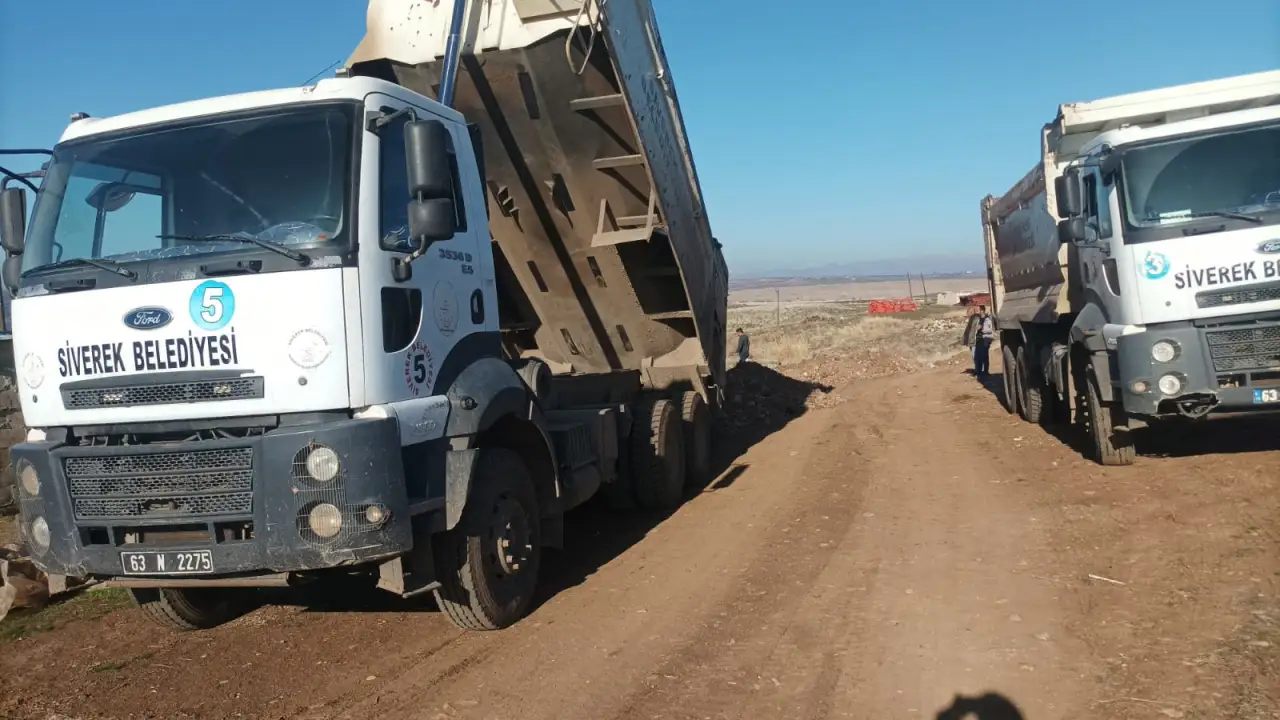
486,493,534,582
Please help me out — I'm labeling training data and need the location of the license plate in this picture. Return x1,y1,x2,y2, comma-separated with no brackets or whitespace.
1255,389,1280,404
120,550,214,575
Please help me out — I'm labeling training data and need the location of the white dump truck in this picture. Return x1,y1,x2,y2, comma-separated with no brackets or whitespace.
0,0,727,632
982,70,1280,465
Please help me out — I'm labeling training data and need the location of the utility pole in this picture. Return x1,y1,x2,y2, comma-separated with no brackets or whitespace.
775,288,781,326
920,273,929,302
906,274,914,301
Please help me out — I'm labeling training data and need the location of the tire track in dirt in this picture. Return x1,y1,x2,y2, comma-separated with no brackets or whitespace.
20,359,1280,719
327,405,855,720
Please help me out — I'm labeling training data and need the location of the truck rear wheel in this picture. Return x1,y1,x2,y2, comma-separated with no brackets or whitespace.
631,397,686,511
679,392,712,488
1000,345,1017,414
1084,368,1136,466
433,448,542,630
130,587,252,632
1017,346,1050,425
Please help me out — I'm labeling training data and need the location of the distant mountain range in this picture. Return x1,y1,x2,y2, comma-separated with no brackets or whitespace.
732,253,985,279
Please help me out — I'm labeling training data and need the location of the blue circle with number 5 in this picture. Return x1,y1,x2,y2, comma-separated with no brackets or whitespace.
189,280,235,331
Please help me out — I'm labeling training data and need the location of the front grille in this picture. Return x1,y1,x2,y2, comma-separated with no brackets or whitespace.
64,447,254,520
1206,325,1280,373
63,376,264,410
1197,280,1280,309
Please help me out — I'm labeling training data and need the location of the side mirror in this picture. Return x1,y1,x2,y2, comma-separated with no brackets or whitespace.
402,119,457,254
1057,216,1087,244
1100,153,1120,180
85,182,135,212
1054,169,1083,218
2,256,19,296
408,197,456,244
405,119,452,200
0,187,27,255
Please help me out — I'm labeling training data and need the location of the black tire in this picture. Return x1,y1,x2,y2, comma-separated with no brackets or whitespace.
433,448,541,631
630,397,685,511
1001,345,1018,414
130,588,253,632
679,392,712,489
1017,346,1050,425
1084,368,1136,466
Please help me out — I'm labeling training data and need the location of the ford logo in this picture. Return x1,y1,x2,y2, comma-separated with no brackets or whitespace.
123,306,173,330
1257,239,1280,254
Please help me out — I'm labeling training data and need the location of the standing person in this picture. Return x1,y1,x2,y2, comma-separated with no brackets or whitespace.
972,306,995,378
735,328,750,366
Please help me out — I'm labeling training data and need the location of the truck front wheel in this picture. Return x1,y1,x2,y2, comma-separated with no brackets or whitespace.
130,587,253,632
433,448,542,631
1084,368,1136,466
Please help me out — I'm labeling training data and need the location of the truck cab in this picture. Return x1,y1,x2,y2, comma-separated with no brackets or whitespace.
983,70,1280,465
0,78,559,628
1058,108,1280,419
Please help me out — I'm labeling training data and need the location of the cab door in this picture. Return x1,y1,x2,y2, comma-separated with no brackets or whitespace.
356,93,493,407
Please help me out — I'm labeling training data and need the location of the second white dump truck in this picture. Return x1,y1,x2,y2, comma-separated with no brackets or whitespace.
983,70,1280,465
0,0,727,632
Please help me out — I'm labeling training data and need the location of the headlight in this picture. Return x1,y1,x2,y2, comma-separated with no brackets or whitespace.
1158,373,1184,396
28,516,51,553
305,446,341,483
17,461,39,498
307,503,343,539
364,504,388,525
1152,340,1180,363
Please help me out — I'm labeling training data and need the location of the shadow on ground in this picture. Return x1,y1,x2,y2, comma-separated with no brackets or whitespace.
266,362,834,618
970,364,1280,461
936,692,1025,719
1137,413,1280,457
536,361,833,608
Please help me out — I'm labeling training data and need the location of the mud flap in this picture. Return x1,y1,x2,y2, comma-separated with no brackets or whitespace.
444,447,480,531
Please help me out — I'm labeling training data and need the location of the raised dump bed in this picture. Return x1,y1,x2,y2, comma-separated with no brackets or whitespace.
347,0,728,401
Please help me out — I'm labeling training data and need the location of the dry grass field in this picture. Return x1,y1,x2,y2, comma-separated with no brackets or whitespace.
728,277,985,304
727,299,972,378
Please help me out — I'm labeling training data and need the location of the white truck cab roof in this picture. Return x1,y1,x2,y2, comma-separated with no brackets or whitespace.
59,76,463,144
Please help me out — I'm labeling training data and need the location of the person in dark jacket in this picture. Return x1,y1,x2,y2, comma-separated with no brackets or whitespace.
735,328,750,366
972,306,995,378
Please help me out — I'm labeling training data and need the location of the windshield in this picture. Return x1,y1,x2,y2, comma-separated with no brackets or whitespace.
23,104,356,274
1120,122,1280,228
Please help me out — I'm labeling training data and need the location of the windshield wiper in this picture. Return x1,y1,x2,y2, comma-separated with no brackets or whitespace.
25,257,137,280
158,234,310,264
1184,210,1263,224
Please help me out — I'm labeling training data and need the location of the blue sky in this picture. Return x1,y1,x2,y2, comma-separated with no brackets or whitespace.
1,1,1277,275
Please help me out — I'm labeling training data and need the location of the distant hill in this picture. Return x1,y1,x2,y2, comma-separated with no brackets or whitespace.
732,253,985,280
729,271,983,292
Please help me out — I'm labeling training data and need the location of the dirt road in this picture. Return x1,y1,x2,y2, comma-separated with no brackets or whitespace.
3,361,1279,719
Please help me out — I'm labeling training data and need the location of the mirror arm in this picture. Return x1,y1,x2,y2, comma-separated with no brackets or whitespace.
368,106,419,133
0,165,37,193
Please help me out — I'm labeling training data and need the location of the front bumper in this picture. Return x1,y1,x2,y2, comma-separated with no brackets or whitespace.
1117,318,1280,416
11,417,412,579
